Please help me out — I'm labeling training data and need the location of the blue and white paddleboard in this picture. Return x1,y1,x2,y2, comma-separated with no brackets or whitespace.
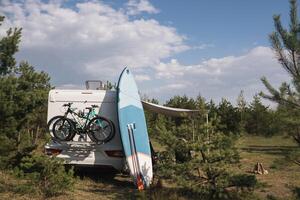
117,67,153,189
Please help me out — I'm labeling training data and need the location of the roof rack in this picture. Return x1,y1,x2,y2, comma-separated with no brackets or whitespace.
85,80,103,90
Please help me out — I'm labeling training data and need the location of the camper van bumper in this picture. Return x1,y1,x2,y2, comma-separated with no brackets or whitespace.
44,141,124,171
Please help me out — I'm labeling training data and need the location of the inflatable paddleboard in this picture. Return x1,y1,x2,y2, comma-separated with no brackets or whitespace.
117,67,153,189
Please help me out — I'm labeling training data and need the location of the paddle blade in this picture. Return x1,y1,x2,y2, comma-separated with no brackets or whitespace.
137,176,144,190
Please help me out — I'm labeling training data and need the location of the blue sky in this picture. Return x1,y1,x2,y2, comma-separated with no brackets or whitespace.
151,0,290,59
103,0,290,59
0,0,294,104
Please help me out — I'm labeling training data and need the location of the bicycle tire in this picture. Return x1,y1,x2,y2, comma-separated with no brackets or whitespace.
87,116,115,143
47,115,64,136
52,117,76,141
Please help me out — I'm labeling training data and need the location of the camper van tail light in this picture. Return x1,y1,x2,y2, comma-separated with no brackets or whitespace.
105,150,124,158
45,148,62,156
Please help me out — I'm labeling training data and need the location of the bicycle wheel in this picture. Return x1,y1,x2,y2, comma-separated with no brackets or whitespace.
52,117,75,141
47,116,64,136
87,116,115,143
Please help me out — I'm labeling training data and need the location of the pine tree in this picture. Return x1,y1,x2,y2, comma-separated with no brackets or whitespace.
260,0,300,144
153,96,254,199
0,16,51,168
261,0,300,107
244,95,277,136
0,16,22,75
0,16,74,197
261,0,298,103
236,90,247,133
217,98,241,135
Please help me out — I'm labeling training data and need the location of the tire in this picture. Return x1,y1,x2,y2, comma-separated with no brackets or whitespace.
87,116,115,143
52,117,76,141
47,115,64,136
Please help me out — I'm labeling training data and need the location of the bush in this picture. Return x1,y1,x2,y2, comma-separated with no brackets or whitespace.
16,154,75,197
292,187,300,200
266,194,278,200
229,174,257,190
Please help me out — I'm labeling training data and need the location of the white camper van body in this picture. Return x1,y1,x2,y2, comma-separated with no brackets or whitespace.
45,89,124,171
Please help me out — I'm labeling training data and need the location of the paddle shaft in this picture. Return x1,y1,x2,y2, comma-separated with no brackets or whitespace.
127,124,144,190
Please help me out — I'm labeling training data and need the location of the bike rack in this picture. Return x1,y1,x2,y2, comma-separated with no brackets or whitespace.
52,138,99,148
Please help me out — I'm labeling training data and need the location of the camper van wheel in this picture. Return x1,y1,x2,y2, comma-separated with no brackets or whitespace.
87,116,115,143
52,117,75,141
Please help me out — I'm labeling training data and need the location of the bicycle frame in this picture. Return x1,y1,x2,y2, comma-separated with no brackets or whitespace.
51,103,114,143
63,106,98,133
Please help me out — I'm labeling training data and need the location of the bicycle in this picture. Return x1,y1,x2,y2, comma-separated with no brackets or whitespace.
47,103,115,143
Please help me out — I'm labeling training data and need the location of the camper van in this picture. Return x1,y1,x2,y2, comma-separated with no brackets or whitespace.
45,80,198,173
45,87,124,171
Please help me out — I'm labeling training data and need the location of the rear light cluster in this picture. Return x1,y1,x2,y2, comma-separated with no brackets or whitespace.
105,150,124,158
45,148,62,156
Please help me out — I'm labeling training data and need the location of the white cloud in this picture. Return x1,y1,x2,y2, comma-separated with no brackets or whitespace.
149,46,290,104
154,59,185,79
56,83,85,90
135,74,151,81
160,83,188,90
192,43,214,50
126,0,159,15
0,1,290,105
0,0,187,84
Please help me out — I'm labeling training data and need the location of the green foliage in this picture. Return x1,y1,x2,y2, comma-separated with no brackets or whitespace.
244,95,280,136
164,95,199,126
286,149,300,166
0,170,37,195
147,95,254,199
0,17,22,75
217,98,241,134
15,154,75,197
229,174,257,189
276,101,300,144
237,90,247,133
0,17,74,198
143,97,162,139
261,0,300,145
103,80,116,90
266,194,278,200
292,186,300,199
0,16,51,168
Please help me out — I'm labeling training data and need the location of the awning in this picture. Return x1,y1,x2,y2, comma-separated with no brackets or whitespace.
141,101,200,117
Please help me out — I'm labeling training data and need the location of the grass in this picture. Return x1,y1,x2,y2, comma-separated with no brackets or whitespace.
0,135,299,200
236,135,300,199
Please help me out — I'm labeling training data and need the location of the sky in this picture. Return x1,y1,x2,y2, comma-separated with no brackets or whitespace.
0,0,294,105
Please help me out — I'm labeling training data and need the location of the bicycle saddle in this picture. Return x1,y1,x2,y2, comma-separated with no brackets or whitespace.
63,102,73,107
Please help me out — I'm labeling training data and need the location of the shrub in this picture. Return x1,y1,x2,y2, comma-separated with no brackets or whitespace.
16,154,75,197
292,187,300,200
266,194,278,200
229,174,257,190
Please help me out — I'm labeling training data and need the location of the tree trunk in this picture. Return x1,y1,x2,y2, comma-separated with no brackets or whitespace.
34,125,40,145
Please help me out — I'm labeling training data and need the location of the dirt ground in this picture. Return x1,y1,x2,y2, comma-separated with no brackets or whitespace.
0,135,299,200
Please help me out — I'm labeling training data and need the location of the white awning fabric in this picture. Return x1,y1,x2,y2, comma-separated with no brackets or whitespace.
141,101,200,117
